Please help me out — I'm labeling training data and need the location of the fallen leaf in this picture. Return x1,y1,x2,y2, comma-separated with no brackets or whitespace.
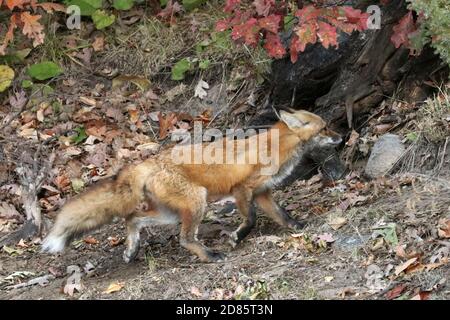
194,79,209,99
386,284,406,300
328,216,347,230
103,281,125,294
83,236,99,245
0,202,22,221
107,236,121,247
317,233,335,243
438,218,450,239
92,35,105,52
410,291,431,300
394,257,418,276
190,286,202,297
79,96,97,107
64,265,83,296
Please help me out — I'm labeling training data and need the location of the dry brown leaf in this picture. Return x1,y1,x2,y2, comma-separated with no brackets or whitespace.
328,216,347,230
79,96,97,107
410,291,431,300
346,130,359,146
92,35,105,52
158,112,178,139
64,265,83,296
103,281,125,294
83,236,99,245
438,218,450,239
107,236,121,247
394,257,418,276
385,284,406,300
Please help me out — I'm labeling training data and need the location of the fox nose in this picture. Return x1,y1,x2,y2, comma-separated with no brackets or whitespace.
334,136,342,144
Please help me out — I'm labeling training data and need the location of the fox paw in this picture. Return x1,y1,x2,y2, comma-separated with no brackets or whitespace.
123,249,139,263
205,251,226,263
289,220,306,231
228,231,240,248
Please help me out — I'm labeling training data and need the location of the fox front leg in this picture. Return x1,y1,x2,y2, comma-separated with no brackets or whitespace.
123,216,143,263
229,187,256,247
254,190,306,231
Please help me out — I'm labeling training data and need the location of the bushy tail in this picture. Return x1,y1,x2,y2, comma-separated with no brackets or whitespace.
42,173,142,254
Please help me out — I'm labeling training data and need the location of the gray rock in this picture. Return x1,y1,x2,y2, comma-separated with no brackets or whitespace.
365,134,405,178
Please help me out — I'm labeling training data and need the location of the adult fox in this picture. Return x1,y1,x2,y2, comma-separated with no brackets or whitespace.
42,109,342,263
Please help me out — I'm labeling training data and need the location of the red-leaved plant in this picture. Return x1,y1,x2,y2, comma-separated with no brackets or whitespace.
216,0,370,63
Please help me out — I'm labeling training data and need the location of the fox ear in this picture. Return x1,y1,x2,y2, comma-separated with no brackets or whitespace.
279,110,305,129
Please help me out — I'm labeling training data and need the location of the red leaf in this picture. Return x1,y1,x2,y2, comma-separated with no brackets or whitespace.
258,14,281,34
231,18,260,47
342,6,369,31
295,5,320,23
215,18,231,32
253,0,275,17
317,21,338,49
157,0,182,24
391,11,417,49
264,32,286,59
293,20,318,52
386,284,406,300
224,0,240,13
326,16,358,34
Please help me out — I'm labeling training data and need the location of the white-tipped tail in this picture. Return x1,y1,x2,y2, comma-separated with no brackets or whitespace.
41,234,67,253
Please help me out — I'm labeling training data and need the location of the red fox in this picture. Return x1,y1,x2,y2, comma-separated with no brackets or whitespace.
42,110,342,263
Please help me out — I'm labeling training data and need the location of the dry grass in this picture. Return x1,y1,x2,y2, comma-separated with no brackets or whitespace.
400,85,450,174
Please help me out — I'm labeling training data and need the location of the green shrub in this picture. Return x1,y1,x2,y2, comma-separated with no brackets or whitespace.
408,0,450,67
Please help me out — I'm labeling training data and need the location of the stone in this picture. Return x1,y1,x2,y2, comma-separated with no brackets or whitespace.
365,134,405,178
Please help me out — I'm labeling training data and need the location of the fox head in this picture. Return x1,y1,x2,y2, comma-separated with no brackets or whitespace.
279,109,342,147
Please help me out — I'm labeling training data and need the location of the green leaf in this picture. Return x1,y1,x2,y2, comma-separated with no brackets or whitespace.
284,15,295,31
113,0,134,10
160,0,168,7
27,61,62,81
72,126,88,144
182,0,206,11
92,10,116,30
171,58,192,81
21,80,33,89
199,59,210,70
64,0,103,16
0,65,14,92
406,132,419,142
373,223,398,246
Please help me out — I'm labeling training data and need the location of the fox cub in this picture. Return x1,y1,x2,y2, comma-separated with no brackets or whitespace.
42,109,342,263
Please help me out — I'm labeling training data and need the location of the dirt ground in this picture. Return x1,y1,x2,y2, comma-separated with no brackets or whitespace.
1,171,449,300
